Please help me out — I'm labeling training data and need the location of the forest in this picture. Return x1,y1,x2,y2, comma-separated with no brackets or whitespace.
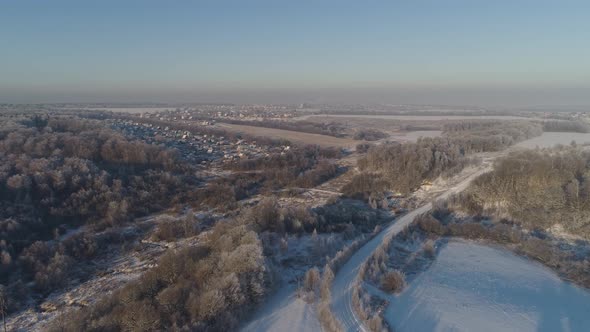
44,196,386,331
343,121,542,198
447,146,590,239
48,216,269,332
0,112,359,329
542,120,590,133
0,115,203,311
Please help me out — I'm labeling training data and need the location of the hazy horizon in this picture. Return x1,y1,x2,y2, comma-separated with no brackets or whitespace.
2,1,589,107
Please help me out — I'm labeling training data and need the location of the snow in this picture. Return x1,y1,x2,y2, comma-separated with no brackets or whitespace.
240,232,351,332
330,167,488,332
516,132,590,149
241,285,322,332
386,240,590,332
390,131,443,142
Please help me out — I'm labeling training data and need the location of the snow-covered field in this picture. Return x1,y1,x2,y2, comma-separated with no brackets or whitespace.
240,285,321,332
516,132,590,149
386,240,590,332
299,114,531,121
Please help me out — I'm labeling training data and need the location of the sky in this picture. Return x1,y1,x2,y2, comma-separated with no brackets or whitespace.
1,0,589,107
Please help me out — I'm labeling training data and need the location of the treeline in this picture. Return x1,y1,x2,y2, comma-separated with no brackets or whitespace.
345,138,467,196
542,120,590,133
443,120,542,152
352,128,388,141
448,147,590,239
0,115,199,310
344,121,542,198
243,197,386,235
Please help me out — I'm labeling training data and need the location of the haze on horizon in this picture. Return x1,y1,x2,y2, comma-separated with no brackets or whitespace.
1,0,589,108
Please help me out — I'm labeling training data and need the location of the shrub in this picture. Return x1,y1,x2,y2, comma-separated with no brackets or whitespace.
448,222,487,239
520,237,554,263
381,270,405,293
423,239,436,258
151,214,199,242
417,214,446,235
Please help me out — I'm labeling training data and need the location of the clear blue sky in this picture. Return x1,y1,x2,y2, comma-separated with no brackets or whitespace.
1,0,589,106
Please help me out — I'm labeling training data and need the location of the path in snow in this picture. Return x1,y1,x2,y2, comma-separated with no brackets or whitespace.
387,240,590,332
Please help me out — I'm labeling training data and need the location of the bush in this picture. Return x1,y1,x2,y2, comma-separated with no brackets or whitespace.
520,237,554,263
448,222,487,239
151,214,199,242
423,239,436,258
380,270,405,293
34,252,73,292
353,129,388,141
417,214,446,235
356,143,374,153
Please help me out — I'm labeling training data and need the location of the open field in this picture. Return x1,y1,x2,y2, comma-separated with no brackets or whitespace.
389,130,443,142
216,123,361,148
297,114,534,121
386,240,590,332
80,107,175,113
516,132,590,148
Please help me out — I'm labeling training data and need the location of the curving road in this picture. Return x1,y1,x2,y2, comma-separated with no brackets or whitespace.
330,167,489,331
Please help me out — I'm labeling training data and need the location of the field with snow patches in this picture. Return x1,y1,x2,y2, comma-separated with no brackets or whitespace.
216,122,361,148
386,240,590,332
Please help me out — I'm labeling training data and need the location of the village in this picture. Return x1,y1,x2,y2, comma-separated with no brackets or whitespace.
108,118,293,166
134,104,304,122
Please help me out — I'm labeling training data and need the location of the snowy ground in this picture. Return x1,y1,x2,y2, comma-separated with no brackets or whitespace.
240,232,356,332
241,285,321,332
516,132,590,149
330,165,489,332
386,240,590,332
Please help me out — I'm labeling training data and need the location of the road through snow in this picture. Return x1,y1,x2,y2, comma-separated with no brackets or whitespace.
330,168,488,332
